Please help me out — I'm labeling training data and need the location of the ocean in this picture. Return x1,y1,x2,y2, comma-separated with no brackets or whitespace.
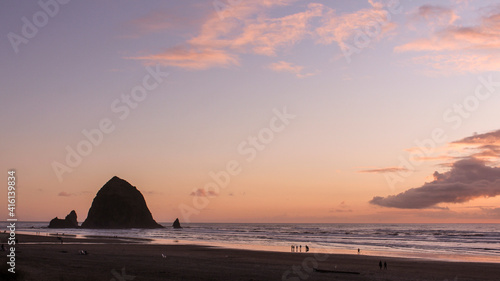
4,222,500,263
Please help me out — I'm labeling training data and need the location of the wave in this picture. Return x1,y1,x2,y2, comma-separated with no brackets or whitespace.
6,222,500,262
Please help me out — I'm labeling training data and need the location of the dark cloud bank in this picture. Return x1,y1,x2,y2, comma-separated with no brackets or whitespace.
370,158,500,209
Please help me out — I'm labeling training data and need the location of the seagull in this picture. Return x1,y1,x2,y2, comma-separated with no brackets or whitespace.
161,253,166,258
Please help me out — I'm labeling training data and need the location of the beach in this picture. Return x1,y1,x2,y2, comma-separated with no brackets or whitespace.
0,234,499,281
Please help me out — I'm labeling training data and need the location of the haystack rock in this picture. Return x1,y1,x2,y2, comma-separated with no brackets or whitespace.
81,176,163,229
48,210,78,228
172,218,182,229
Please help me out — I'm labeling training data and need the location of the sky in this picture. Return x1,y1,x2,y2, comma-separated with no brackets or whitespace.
1,0,500,223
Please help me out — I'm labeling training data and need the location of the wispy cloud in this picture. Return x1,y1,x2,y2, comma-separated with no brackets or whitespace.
411,5,459,26
190,188,218,197
480,207,500,218
267,61,316,78
395,4,500,74
120,8,204,39
359,167,409,174
370,158,500,209
58,191,74,197
453,129,500,145
130,46,239,70
451,129,500,162
315,0,397,49
329,201,353,213
129,1,397,72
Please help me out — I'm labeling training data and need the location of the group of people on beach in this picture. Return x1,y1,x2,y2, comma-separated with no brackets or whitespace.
379,260,388,270
291,245,309,252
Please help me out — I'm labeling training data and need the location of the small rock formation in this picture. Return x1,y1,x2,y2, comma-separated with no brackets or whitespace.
172,218,182,229
48,210,78,228
81,176,163,229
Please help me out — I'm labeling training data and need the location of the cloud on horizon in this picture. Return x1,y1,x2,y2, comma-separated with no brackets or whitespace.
329,200,353,213
370,158,500,209
58,191,74,197
190,188,218,197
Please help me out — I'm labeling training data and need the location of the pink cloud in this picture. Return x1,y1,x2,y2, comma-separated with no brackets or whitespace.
130,46,239,70
130,1,398,71
130,1,312,69
267,61,316,78
451,130,500,162
120,8,204,39
453,130,500,145
315,1,397,49
395,5,500,74
413,5,459,26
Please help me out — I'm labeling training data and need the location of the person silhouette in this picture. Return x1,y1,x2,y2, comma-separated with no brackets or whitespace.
384,261,387,270
358,248,360,255
305,245,309,252
379,261,382,270
291,245,294,252
299,245,302,252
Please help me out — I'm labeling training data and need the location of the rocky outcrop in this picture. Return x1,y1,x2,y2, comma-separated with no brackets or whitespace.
81,176,163,229
172,218,182,229
48,210,78,228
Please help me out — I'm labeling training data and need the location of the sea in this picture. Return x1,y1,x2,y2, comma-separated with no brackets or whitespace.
3,222,500,263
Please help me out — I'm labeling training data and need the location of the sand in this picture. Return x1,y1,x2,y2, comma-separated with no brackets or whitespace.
0,233,499,280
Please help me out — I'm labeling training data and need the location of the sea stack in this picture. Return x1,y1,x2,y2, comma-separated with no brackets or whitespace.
48,210,79,228
81,176,163,229
172,218,182,229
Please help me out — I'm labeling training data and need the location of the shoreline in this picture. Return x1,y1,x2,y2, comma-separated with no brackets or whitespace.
1,234,499,280
12,231,500,264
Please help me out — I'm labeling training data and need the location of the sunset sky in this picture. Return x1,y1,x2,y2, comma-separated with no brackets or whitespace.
1,0,500,223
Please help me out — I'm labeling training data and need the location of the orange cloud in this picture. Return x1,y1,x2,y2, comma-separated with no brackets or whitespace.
190,188,218,197
58,191,74,197
411,155,455,162
359,167,409,174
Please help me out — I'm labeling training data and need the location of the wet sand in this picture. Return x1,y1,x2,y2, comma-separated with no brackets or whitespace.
1,233,499,280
